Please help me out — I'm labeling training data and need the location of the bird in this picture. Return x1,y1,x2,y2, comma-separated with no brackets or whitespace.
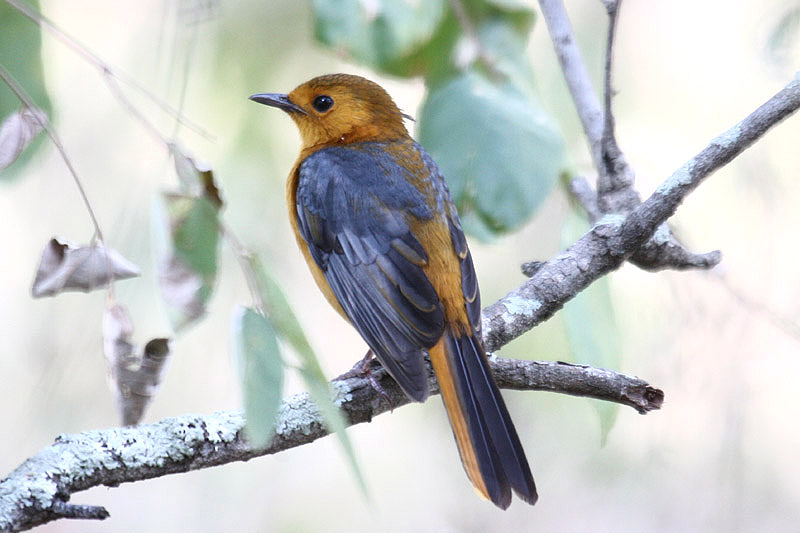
250,73,537,509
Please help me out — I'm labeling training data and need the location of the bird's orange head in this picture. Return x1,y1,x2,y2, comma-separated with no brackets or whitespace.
250,74,410,149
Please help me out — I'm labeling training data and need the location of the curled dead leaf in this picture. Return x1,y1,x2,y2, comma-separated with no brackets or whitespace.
169,143,222,208
31,238,140,298
0,107,48,172
103,304,172,426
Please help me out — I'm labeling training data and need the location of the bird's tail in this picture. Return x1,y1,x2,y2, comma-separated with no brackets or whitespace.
428,326,537,509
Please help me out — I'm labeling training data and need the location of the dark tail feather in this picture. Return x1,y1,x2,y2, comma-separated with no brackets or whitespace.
430,327,537,508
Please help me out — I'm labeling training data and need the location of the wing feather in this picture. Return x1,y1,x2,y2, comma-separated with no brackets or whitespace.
296,143,445,401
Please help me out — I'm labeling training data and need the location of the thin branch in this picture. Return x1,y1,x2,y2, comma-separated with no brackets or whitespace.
566,175,602,220
4,0,215,142
538,0,721,271
49,501,109,522
483,74,800,350
0,356,660,532
597,0,637,208
565,176,722,271
102,69,170,146
0,64,104,243
491,358,663,414
540,0,636,206
602,1,619,129
538,0,604,170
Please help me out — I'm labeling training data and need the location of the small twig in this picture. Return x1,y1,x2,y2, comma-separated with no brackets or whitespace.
491,358,663,414
566,175,602,220
170,13,201,139
0,64,104,243
102,70,170,146
597,0,637,208
4,0,215,142
538,0,605,170
565,177,721,271
628,230,722,272
539,0,720,271
50,500,109,521
602,0,619,146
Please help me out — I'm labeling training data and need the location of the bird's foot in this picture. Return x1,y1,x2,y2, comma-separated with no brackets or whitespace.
337,349,394,411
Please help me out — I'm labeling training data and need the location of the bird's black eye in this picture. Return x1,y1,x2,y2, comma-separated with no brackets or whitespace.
312,94,334,113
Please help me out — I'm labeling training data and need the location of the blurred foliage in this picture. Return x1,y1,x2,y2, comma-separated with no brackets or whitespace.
244,253,367,493
313,0,564,239
154,194,221,330
418,72,563,238
232,305,284,448
0,0,51,179
312,0,447,75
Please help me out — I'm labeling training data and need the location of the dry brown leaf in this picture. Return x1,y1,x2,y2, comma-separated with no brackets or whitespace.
103,304,172,426
0,107,48,171
169,143,222,208
31,238,140,297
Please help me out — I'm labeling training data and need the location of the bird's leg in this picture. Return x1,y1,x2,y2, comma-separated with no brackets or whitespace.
337,349,394,410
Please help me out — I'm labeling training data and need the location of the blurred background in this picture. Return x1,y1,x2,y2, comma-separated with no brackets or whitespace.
1,0,800,531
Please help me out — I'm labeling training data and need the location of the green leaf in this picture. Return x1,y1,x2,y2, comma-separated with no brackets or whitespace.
382,7,460,82
246,254,314,358
245,254,368,496
483,0,536,34
153,194,220,330
311,0,446,76
232,306,284,448
169,195,219,279
561,207,621,445
0,0,52,179
417,71,564,238
477,19,538,98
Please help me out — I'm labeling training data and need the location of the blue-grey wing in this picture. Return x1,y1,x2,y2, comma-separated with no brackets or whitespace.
296,144,446,401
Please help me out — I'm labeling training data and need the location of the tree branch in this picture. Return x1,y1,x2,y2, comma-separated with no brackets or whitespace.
0,356,660,532
538,0,604,170
566,175,723,271
483,73,800,350
538,0,720,271
597,0,637,208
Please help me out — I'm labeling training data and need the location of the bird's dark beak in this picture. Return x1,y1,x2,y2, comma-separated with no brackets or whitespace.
249,93,306,115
